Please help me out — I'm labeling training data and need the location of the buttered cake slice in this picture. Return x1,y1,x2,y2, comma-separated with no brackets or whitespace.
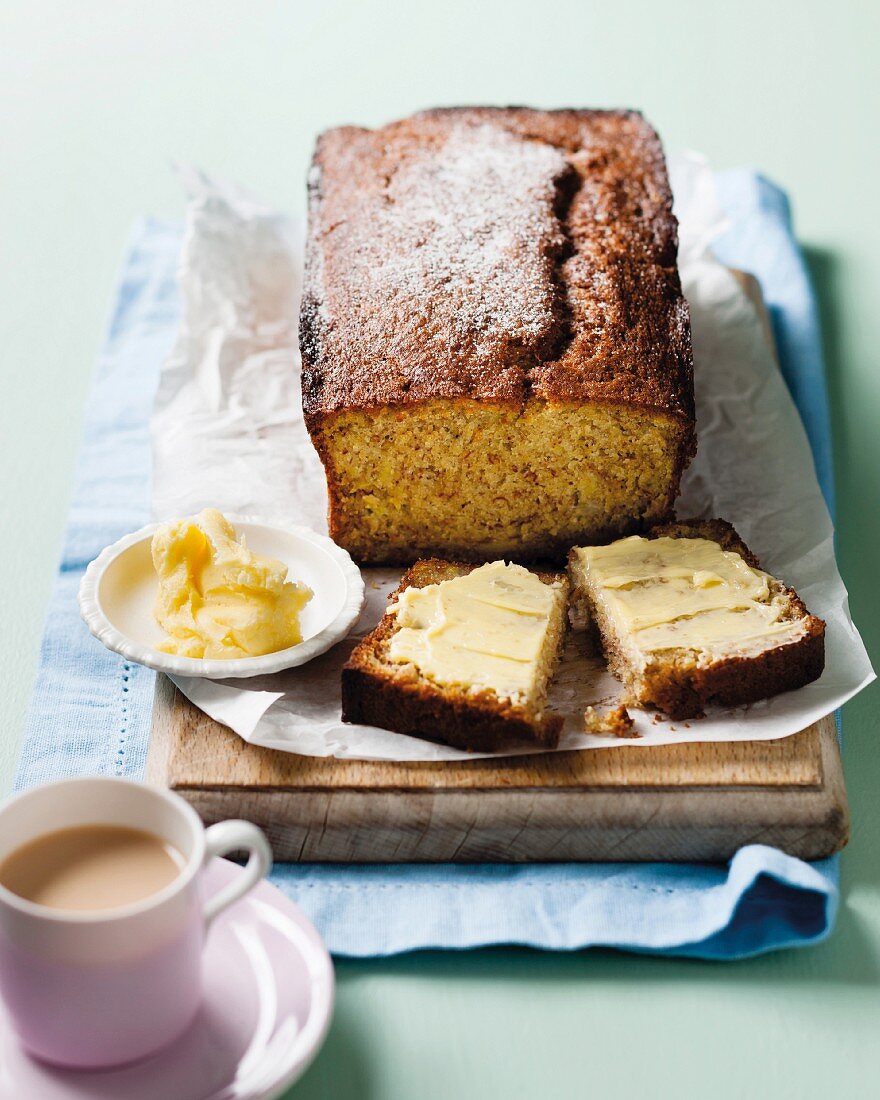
568,520,825,719
342,560,569,752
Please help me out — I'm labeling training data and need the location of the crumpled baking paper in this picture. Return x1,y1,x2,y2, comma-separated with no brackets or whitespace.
150,155,875,761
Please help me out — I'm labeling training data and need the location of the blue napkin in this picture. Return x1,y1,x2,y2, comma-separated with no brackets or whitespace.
14,175,840,960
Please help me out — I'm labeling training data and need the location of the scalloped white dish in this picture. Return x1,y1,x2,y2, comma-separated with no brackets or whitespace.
78,514,364,679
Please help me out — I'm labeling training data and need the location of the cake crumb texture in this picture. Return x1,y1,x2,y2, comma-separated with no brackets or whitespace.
584,704,639,738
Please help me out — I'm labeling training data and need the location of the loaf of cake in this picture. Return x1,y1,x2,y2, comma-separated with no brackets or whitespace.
568,520,826,719
342,559,569,753
301,107,695,564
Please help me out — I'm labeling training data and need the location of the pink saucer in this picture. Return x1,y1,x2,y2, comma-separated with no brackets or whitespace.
0,859,334,1100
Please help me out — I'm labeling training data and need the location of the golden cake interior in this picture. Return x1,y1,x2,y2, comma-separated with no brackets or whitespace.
315,401,688,565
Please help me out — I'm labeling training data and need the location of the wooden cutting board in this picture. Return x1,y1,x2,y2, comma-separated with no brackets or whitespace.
144,271,849,863
147,679,847,862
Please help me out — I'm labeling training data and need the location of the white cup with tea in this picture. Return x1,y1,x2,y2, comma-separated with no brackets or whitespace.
0,776,272,1068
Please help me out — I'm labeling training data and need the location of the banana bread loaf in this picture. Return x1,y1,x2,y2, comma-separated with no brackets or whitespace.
301,107,695,565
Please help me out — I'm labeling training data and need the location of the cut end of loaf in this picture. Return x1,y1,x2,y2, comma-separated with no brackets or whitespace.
311,399,690,565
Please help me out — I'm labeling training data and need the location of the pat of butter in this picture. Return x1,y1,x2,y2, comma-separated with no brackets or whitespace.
387,561,557,701
151,509,312,659
573,535,804,654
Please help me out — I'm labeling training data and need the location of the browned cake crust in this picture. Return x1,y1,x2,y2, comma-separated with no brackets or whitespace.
302,107,693,419
570,519,826,720
342,560,566,753
301,107,696,564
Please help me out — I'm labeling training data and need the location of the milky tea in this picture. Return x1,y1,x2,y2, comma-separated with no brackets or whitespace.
0,824,185,912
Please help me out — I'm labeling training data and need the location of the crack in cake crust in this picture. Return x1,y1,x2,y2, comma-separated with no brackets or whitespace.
302,107,694,417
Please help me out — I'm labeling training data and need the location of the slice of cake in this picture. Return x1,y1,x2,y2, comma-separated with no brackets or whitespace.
568,520,825,719
342,559,569,752
301,107,695,564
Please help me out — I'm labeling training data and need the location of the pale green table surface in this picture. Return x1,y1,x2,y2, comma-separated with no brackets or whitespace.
1,2,878,1096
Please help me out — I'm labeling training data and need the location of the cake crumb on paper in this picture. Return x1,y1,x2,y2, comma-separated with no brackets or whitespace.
583,705,640,739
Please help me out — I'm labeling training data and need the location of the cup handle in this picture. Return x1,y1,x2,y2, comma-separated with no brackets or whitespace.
202,820,273,928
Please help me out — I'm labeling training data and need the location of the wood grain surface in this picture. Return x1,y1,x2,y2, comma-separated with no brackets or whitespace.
147,678,848,863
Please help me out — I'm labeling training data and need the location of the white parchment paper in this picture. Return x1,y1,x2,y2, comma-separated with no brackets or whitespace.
151,156,875,760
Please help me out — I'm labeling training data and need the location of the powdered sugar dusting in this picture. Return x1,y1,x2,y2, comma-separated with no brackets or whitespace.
315,122,573,396
374,124,569,356
302,108,692,415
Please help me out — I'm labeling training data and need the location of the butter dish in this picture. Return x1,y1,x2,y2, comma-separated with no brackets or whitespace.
78,515,364,679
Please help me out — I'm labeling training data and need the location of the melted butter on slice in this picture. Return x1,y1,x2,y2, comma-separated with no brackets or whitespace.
574,536,806,655
387,561,557,701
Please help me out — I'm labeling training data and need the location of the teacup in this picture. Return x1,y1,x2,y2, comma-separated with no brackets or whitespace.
0,776,272,1068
